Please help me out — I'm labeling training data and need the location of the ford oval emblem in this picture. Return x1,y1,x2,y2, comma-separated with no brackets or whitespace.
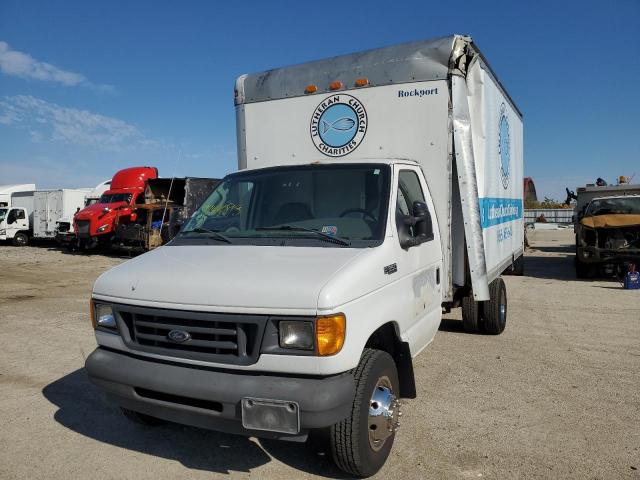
167,329,191,343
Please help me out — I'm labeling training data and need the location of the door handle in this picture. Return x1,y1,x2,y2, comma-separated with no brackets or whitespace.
436,267,440,285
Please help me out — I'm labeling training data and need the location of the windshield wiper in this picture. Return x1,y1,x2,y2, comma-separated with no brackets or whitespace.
181,227,233,244
256,224,351,246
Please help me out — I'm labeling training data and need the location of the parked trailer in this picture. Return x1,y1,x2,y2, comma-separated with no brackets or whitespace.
86,35,523,477
33,189,91,240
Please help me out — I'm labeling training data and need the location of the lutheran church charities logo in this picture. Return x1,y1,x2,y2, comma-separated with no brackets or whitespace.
310,94,368,157
498,102,511,189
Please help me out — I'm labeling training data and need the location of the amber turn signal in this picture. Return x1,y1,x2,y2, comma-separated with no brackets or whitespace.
305,84,318,94
316,314,346,356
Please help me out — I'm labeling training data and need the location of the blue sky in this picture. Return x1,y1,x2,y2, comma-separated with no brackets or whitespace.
1,0,638,200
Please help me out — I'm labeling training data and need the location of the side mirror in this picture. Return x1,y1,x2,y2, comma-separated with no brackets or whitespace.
398,201,433,249
412,201,433,240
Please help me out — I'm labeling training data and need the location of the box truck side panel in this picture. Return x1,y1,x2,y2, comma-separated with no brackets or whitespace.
239,80,452,296
467,61,524,282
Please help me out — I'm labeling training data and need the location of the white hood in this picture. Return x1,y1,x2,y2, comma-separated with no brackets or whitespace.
93,244,367,311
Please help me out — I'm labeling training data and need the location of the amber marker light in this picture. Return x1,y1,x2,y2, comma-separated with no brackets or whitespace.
355,77,369,87
90,298,97,329
305,84,318,94
316,313,346,356
329,81,343,91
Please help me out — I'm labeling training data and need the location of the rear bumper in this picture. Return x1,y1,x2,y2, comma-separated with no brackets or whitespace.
85,348,355,440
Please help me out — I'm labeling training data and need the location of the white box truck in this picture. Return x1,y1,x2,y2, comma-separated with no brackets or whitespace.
0,191,35,246
33,188,91,240
0,184,36,207
86,35,523,476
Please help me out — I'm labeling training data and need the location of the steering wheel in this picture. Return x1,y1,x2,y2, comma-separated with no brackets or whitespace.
339,208,376,223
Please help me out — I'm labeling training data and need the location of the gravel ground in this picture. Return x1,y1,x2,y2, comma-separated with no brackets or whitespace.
0,230,638,479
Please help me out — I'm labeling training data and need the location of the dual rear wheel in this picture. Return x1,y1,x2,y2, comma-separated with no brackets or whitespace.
462,277,507,335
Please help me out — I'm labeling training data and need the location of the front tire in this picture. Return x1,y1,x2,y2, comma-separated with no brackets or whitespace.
330,349,400,477
480,277,507,335
12,232,29,247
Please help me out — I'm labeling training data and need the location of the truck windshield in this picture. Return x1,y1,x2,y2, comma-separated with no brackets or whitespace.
178,164,391,247
0,208,6,221
99,193,133,204
586,197,640,216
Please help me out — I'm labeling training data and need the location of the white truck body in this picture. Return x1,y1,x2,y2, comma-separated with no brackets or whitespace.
0,191,34,244
0,184,36,207
84,180,111,207
33,188,91,239
86,35,523,474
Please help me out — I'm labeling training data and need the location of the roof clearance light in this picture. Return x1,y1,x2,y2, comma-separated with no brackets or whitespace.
355,78,369,87
305,84,318,94
329,81,343,91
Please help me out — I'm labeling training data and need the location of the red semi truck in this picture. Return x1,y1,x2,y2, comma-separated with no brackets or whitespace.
74,167,158,249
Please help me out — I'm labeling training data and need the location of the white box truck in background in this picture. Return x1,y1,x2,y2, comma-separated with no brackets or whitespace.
33,189,91,240
86,35,523,476
0,191,35,246
0,184,36,207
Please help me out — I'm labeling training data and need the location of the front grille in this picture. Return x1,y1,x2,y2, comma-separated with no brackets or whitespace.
115,305,266,366
76,220,90,237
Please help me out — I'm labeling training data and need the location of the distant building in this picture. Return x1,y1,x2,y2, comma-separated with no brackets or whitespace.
524,177,537,202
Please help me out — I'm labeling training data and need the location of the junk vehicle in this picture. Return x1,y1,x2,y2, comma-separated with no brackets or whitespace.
57,181,111,246
74,167,158,249
573,183,640,278
28,189,91,241
113,177,220,252
0,184,36,207
0,190,35,246
85,35,523,477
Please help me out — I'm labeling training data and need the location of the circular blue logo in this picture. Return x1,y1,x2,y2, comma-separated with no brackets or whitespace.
498,103,510,189
310,94,367,157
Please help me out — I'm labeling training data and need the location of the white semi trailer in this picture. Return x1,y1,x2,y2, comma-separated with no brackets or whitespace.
86,35,523,476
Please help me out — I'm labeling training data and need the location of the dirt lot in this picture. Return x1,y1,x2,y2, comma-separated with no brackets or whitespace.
0,230,638,479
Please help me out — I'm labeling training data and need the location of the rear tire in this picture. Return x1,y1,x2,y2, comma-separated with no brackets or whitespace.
330,349,399,478
480,277,507,335
12,232,29,247
120,407,166,426
461,295,480,333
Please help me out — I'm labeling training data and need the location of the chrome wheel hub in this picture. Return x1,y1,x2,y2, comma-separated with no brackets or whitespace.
368,376,401,451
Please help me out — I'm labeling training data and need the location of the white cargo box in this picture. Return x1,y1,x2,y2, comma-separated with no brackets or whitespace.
235,35,523,301
33,189,91,239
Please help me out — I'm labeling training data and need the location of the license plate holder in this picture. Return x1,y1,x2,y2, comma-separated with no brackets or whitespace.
241,397,300,434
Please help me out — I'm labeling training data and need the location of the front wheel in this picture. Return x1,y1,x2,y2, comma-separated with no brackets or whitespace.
12,232,29,247
330,349,400,478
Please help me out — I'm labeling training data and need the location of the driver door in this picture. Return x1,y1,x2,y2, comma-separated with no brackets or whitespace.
7,208,28,235
393,166,443,354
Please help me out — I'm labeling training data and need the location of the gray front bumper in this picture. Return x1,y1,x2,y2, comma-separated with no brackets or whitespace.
85,348,355,440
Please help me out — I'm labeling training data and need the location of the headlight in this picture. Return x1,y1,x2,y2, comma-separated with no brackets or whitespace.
90,300,117,331
97,224,109,232
279,321,314,350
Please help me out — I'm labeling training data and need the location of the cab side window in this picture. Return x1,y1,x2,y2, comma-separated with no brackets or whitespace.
398,170,430,234
16,209,25,220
